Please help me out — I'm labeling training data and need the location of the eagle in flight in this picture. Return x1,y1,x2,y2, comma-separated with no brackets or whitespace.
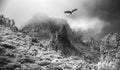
64,8,78,14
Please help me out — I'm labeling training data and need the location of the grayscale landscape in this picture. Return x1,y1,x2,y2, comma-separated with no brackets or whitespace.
0,0,120,70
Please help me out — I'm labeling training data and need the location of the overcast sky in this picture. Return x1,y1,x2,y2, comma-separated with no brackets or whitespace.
1,0,120,38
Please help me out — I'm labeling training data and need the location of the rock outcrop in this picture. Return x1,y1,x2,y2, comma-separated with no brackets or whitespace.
1,14,120,70
21,16,83,57
99,33,120,69
0,14,18,32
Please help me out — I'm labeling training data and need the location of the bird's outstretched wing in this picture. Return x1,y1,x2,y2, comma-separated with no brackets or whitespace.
64,11,72,14
72,9,77,13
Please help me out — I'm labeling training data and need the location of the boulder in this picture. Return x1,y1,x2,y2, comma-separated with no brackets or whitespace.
18,57,35,64
38,61,51,66
0,44,16,49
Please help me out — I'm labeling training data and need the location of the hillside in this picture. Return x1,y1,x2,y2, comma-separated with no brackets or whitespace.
0,15,120,70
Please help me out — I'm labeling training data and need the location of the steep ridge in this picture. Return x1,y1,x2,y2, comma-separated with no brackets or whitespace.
21,16,83,57
21,16,72,40
54,25,82,56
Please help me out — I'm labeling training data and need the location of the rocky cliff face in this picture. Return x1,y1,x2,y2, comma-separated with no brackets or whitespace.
21,17,82,57
1,15,120,70
0,16,97,70
21,15,101,63
99,33,120,69
0,14,18,32
53,25,82,57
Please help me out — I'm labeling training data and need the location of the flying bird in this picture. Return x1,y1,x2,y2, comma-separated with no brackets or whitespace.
64,8,78,14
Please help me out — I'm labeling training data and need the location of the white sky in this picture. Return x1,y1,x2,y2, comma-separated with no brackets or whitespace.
2,0,94,27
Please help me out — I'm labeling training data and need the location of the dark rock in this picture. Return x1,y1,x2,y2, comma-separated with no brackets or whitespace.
64,65,72,69
46,66,63,70
3,63,20,70
0,47,6,56
18,57,35,64
0,57,11,67
1,44,15,49
4,33,10,35
30,67,44,70
32,37,39,43
53,67,63,70
5,52,15,57
57,57,62,59
55,25,82,56
2,67,14,70
45,58,52,61
38,61,51,66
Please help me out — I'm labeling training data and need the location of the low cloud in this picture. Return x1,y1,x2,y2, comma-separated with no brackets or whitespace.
2,0,120,38
67,17,108,38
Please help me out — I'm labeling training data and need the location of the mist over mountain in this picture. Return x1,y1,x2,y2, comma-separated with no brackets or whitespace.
21,14,72,40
